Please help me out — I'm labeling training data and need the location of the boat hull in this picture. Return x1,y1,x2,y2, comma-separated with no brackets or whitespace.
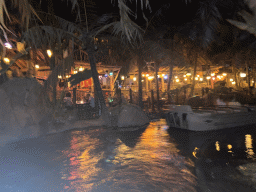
165,105,256,131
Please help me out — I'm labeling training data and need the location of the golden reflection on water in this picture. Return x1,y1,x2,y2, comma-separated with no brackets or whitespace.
215,141,220,151
245,134,255,159
61,120,197,192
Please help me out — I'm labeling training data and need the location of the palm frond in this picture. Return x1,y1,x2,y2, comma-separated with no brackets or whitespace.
22,25,79,50
227,8,256,36
11,0,42,29
0,0,11,31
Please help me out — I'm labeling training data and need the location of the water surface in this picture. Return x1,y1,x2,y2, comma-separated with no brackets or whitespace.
1,119,256,192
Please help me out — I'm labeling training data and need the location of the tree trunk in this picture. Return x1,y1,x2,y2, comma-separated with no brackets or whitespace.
87,49,111,126
167,65,173,103
138,56,143,109
190,53,198,97
155,62,160,111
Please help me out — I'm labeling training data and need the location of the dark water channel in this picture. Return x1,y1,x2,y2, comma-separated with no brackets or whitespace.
1,119,256,192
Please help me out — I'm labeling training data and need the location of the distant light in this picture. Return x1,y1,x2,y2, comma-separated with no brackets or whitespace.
195,77,198,80
4,42,12,49
162,74,165,77
47,50,52,58
175,76,178,79
212,77,215,80
200,78,203,81
157,75,160,78
206,76,211,80
3,58,10,64
141,80,144,82
240,72,246,77
183,75,186,77
148,76,154,80
223,73,227,76
99,75,102,79
176,79,179,82
105,73,108,77
35,64,39,69
133,77,137,81
146,74,149,77
74,71,78,74
186,73,191,76
232,81,236,85
184,78,187,81
217,75,221,79
79,67,84,72
230,78,233,82
121,76,125,80
197,75,200,77
142,74,145,77
211,73,215,76
227,144,232,150
58,75,62,79
164,75,168,80
66,75,69,78
109,72,113,76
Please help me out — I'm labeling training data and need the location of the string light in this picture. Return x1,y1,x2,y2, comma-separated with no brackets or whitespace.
4,42,12,49
47,50,52,57
240,72,246,77
3,58,10,64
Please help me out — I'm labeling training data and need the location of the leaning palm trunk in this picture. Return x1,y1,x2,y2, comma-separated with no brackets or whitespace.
87,49,111,126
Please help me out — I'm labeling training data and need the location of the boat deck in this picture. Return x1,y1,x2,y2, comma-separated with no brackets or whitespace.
192,105,250,114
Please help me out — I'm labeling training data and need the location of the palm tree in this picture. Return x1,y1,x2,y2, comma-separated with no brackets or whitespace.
1,0,154,126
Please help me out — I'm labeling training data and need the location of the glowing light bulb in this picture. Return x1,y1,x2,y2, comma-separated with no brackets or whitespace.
47,50,52,57
3,58,10,64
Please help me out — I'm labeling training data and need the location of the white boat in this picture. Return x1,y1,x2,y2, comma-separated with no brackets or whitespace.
165,105,256,131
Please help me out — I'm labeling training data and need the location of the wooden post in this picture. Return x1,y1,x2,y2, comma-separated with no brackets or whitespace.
129,88,133,103
151,90,155,112
73,87,77,105
176,88,179,104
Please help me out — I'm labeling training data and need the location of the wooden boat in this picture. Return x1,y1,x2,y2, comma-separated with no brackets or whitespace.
165,105,256,131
